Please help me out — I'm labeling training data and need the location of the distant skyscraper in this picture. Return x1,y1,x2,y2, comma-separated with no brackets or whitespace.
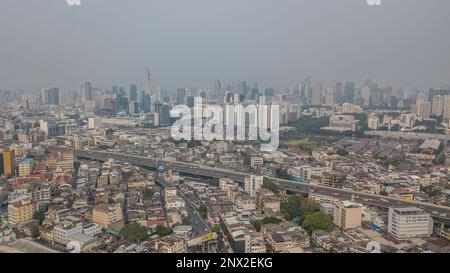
158,104,171,126
361,86,371,107
383,86,393,105
432,95,444,116
144,67,151,96
335,82,343,104
177,88,186,105
325,88,336,105
42,88,60,105
302,76,312,104
429,88,450,102
80,82,93,103
138,89,151,113
311,82,323,105
140,68,152,113
414,101,432,120
129,84,138,101
237,81,248,97
294,83,303,118
186,96,195,108
142,95,151,113
250,83,259,100
214,79,222,98
264,88,274,97
224,92,244,126
443,95,450,121
128,101,139,114
344,82,355,104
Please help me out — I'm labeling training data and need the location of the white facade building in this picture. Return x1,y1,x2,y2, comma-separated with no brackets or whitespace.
244,175,263,197
388,207,433,240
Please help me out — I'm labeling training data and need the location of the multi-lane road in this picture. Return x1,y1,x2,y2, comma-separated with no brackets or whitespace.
154,175,209,236
66,148,450,223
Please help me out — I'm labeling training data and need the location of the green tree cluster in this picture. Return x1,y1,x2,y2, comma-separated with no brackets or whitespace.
262,178,278,193
253,217,282,231
281,195,320,224
156,225,173,237
143,188,155,198
211,224,221,233
33,210,46,224
276,169,292,180
198,204,208,219
302,211,334,233
181,216,191,225
336,148,349,156
30,225,40,239
120,222,148,243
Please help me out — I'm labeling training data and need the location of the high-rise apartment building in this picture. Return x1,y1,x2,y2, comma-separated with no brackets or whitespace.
244,175,263,197
8,196,36,226
443,95,450,121
432,95,444,116
414,101,432,120
18,158,33,177
388,207,433,240
2,149,15,176
92,203,123,228
333,201,362,230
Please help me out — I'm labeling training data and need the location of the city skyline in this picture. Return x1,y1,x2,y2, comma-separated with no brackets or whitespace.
1,0,450,92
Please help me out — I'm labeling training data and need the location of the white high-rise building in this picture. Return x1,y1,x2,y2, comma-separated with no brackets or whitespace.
244,175,263,197
443,95,450,121
88,117,103,129
80,82,92,103
144,67,151,96
368,116,380,130
414,101,431,120
342,103,362,114
388,207,433,240
432,95,444,116
400,114,416,129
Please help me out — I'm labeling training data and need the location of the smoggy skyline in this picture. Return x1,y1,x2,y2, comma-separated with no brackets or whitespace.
0,0,449,93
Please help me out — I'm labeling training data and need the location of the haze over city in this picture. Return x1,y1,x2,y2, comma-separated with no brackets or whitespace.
1,0,450,93
3,0,450,263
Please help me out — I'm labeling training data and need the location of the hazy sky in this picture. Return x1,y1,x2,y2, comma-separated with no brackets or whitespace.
0,0,449,93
